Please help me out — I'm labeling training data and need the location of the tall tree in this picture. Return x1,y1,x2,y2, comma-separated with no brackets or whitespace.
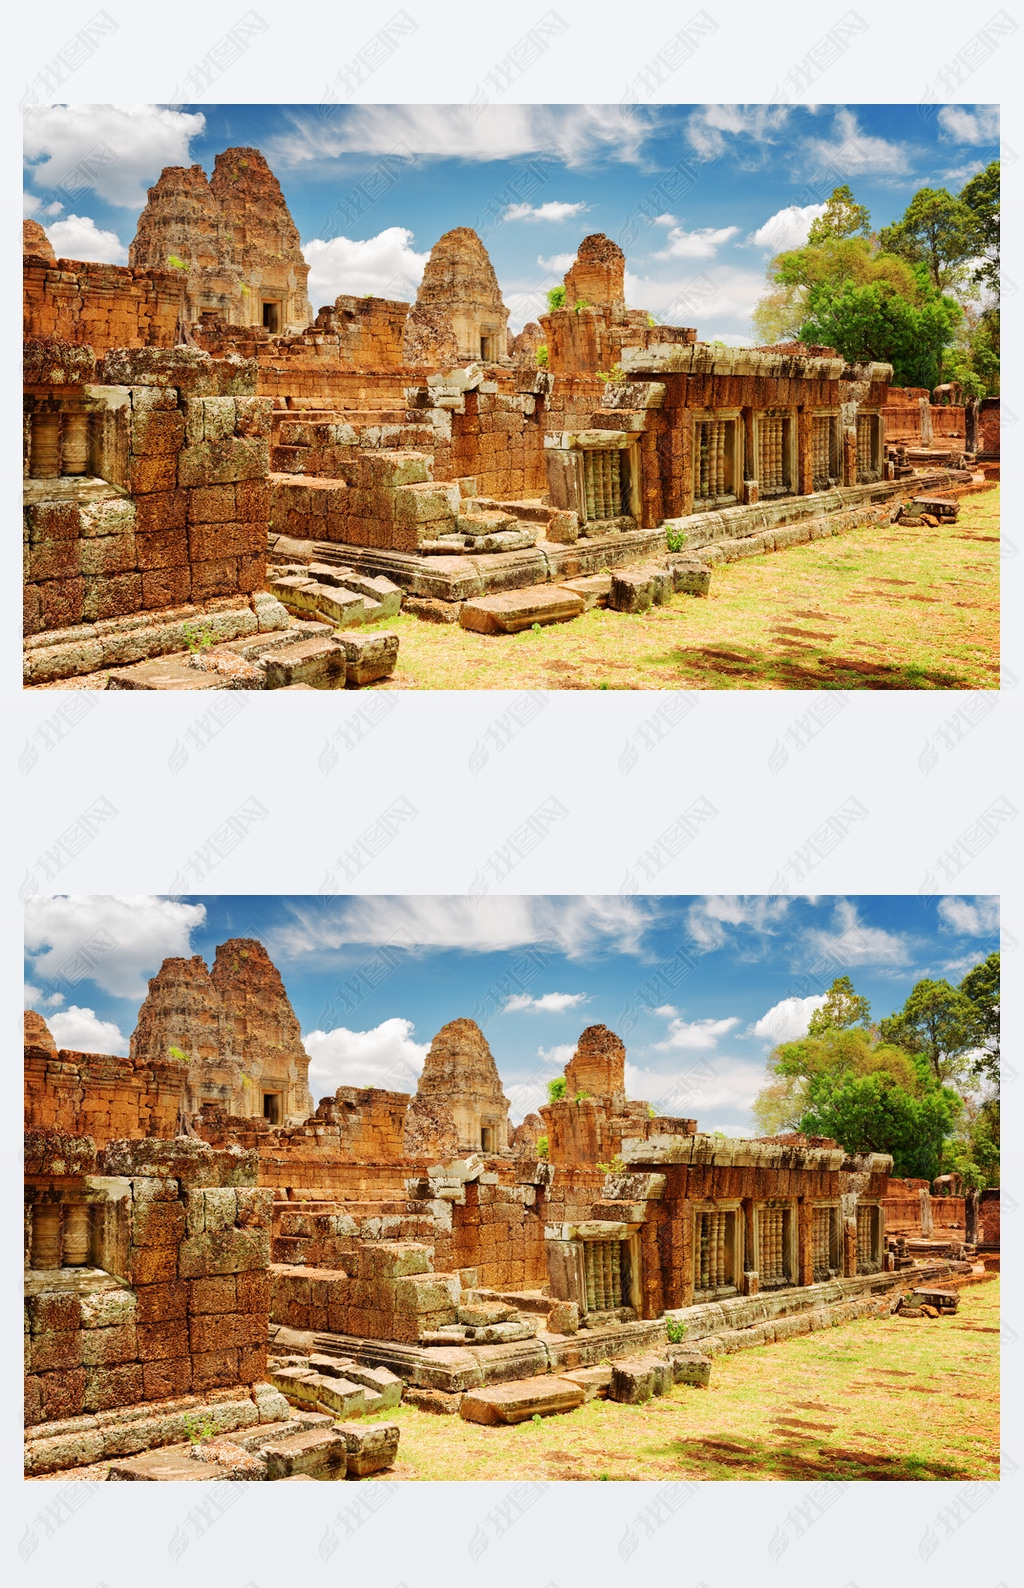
799,1069,962,1181
878,186,979,294
807,974,871,1036
806,184,872,245
959,950,1000,1086
878,976,979,1084
960,160,1000,294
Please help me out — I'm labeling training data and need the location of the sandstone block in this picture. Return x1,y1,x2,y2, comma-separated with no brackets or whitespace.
608,566,671,613
546,1300,580,1335
314,1377,367,1419
609,1355,674,1404
262,1426,348,1480
334,1420,400,1477
666,558,712,597
560,1365,612,1400
79,1289,137,1329
79,1323,138,1366
459,585,585,634
460,1375,585,1425
353,1242,432,1279
335,630,400,686
666,1348,712,1388
260,635,348,689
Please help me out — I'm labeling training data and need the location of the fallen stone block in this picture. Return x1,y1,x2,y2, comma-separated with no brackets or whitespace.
560,1365,612,1401
666,558,712,597
545,1300,579,1335
260,635,348,689
334,1420,400,1477
459,1375,585,1425
474,1321,536,1343
334,630,400,686
665,1348,712,1388
557,574,611,609
608,566,672,613
107,657,228,690
107,1447,221,1481
459,585,585,634
402,1387,462,1415
188,1437,266,1479
609,1355,674,1404
313,1377,367,1418
268,1366,322,1405
458,1302,519,1327
261,1426,349,1480
309,565,402,617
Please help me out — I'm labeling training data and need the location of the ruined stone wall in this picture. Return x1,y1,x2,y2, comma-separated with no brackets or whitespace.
978,398,1000,456
25,1134,270,1425
445,385,548,499
442,1176,548,1290
24,345,270,638
880,1178,931,1236
978,1188,1000,1246
25,1040,188,1148
540,1099,692,1167
24,257,183,354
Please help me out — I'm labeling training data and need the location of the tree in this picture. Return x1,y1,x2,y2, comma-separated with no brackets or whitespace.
879,977,980,1084
545,285,566,311
806,975,871,1036
751,1024,920,1138
959,950,1000,1086
546,1076,567,1102
960,159,1000,294
799,274,962,387
806,184,872,246
799,1069,962,1180
878,186,979,295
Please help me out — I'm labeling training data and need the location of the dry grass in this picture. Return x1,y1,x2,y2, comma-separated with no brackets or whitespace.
366,1277,999,1482
375,486,999,691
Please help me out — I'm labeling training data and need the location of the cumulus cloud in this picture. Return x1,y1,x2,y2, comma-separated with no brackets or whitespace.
504,201,586,223
23,192,62,219
302,227,429,308
749,994,827,1044
24,896,207,1000
24,983,63,1011
938,106,999,144
747,203,825,253
44,215,128,265
803,899,912,966
937,896,999,937
47,1006,129,1056
686,105,792,160
652,1004,678,1018
269,104,655,169
502,992,588,1015
23,104,205,207
270,895,655,962
654,1016,741,1051
654,225,739,260
626,1056,763,1116
302,1017,428,1098
624,265,766,333
684,896,792,954
803,108,910,175
536,251,577,274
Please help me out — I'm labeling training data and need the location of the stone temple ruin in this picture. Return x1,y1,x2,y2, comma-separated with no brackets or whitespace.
24,937,995,1478
23,145,998,686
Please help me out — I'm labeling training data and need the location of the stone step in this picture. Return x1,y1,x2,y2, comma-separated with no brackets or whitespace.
459,585,586,634
260,635,349,689
459,1375,586,1425
106,657,230,690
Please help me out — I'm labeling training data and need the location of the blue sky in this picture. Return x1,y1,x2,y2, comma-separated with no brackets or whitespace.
24,894,999,1134
23,103,998,342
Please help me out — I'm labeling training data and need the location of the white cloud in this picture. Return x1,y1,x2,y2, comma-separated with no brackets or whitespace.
747,203,826,253
684,896,792,953
654,1016,741,1051
803,899,912,967
269,104,655,169
23,104,205,207
302,1017,428,1098
625,1056,763,1116
302,227,429,308
23,192,62,219
47,1006,129,1057
686,105,792,160
502,992,588,1015
652,1004,678,1018
44,215,128,266
504,201,586,223
652,213,677,227
24,982,63,1011
624,265,767,332
937,106,999,145
24,896,207,1000
270,896,655,962
654,225,739,260
750,994,827,1044
937,897,999,937
537,251,577,274
537,1043,576,1069
803,108,910,175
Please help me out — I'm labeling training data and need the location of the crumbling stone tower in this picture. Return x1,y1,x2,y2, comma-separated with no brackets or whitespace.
414,1017,511,1153
129,146,312,334
564,1024,628,1105
563,233,627,313
412,228,509,363
131,939,312,1124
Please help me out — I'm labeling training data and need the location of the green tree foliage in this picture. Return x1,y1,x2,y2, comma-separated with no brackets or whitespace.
959,950,1000,1085
546,1075,567,1103
545,285,566,311
806,183,872,245
878,186,980,294
799,273,962,388
960,159,1000,292
878,976,980,1085
799,1069,962,1181
806,974,871,1036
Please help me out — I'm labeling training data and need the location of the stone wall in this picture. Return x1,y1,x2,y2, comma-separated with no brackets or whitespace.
25,1133,270,1425
24,345,270,638
25,1036,188,1148
24,257,183,354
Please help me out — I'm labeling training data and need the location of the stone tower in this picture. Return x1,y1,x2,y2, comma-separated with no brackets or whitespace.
129,146,311,334
23,219,56,264
563,1024,627,1104
415,1017,511,1154
413,228,509,363
562,233,626,313
130,939,312,1125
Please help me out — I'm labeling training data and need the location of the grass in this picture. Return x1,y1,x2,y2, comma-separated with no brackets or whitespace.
374,486,1000,691
364,1277,999,1482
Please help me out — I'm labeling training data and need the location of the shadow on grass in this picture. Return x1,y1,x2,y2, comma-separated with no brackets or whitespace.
651,1434,976,1481
656,645,967,691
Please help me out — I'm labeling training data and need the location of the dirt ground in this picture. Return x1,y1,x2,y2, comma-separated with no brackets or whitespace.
380,485,1000,691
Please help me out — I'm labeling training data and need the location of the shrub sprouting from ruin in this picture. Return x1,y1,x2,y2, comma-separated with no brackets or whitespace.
546,285,566,311
546,1076,567,1103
